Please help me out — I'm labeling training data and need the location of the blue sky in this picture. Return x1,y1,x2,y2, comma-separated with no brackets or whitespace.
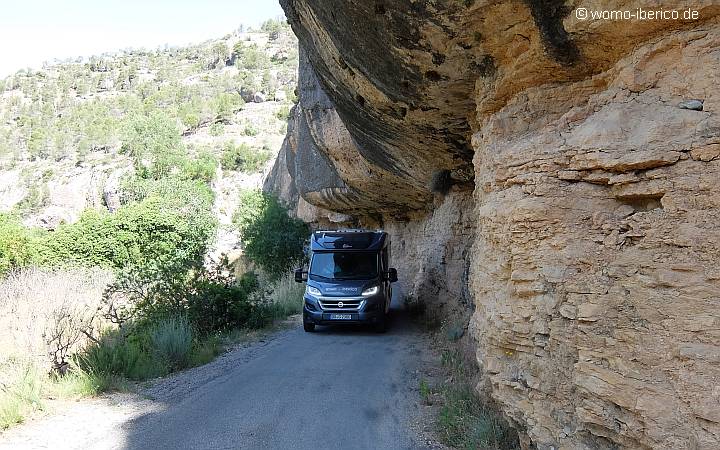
0,0,286,76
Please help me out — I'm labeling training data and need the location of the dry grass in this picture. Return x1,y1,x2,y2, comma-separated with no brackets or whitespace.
0,267,112,369
265,271,304,318
0,267,113,428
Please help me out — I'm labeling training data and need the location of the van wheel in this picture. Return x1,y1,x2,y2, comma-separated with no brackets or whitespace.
303,322,315,332
374,314,387,333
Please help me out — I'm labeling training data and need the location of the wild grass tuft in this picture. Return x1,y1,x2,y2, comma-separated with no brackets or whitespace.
265,272,304,319
78,329,168,381
188,335,222,367
438,384,519,450
0,363,43,429
434,341,520,449
419,379,432,405
150,315,193,371
48,367,125,398
246,269,304,328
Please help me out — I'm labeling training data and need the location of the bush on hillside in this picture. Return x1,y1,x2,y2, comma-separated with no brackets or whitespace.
41,196,214,272
120,175,214,209
233,44,270,70
0,214,40,274
181,150,217,183
275,104,291,121
121,111,180,158
219,142,271,173
0,194,215,277
261,19,285,40
120,112,185,179
233,190,308,278
212,92,244,124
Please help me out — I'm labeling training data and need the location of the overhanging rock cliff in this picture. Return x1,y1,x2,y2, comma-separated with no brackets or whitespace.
266,1,720,448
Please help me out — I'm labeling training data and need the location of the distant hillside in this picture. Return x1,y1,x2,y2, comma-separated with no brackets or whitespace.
0,19,298,232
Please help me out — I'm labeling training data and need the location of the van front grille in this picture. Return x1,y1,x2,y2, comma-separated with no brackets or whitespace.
318,297,364,311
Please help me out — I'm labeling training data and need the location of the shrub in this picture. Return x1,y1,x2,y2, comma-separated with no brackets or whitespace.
0,189,215,277
120,175,214,210
103,256,260,337
219,142,271,173
233,190,308,278
121,111,182,161
15,183,49,214
181,111,201,130
78,328,167,380
261,19,284,39
242,123,259,136
434,348,520,449
0,214,40,274
241,270,304,328
120,111,221,183
188,335,221,367
47,367,119,399
275,104,290,121
186,271,259,335
212,92,244,123
233,44,270,70
39,196,215,273
150,315,192,370
181,151,217,182
419,379,432,405
209,122,224,136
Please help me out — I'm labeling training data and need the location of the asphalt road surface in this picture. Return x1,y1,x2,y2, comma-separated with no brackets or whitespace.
0,291,433,450
124,291,431,449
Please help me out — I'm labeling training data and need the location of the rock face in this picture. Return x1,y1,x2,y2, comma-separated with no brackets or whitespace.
271,1,720,448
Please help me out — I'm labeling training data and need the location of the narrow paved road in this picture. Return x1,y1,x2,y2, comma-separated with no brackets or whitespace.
1,293,434,450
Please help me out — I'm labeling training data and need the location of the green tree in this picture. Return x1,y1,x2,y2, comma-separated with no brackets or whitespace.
209,42,229,68
233,190,308,278
212,92,243,124
261,19,284,40
233,44,270,70
121,112,184,179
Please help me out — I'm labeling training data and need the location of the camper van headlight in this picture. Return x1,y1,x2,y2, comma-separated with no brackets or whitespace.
306,286,321,297
361,285,379,297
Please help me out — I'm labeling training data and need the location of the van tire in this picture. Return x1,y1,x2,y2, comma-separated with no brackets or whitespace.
303,322,315,332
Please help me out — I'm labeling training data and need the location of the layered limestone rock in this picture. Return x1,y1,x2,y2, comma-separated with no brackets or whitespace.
271,1,720,448
472,23,720,449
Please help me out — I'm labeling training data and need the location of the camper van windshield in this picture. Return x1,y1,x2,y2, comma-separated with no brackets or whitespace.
309,252,378,280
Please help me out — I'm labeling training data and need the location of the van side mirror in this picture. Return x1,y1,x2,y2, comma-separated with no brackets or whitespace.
294,268,308,283
385,268,398,283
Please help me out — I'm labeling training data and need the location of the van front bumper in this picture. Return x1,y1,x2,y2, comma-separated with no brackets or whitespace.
303,295,385,325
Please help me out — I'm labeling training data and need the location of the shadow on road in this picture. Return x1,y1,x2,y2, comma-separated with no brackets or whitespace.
119,285,431,450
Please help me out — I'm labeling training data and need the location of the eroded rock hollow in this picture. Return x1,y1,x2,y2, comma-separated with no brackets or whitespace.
266,1,720,448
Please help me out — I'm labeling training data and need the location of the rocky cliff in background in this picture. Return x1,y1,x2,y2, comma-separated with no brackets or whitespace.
266,1,720,448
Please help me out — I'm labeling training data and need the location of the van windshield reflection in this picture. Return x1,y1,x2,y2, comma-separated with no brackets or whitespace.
309,252,378,280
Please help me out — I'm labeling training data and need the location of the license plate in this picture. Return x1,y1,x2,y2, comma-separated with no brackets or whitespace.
329,314,353,320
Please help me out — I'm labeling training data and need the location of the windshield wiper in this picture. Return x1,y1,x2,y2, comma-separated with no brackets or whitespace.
310,274,333,280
